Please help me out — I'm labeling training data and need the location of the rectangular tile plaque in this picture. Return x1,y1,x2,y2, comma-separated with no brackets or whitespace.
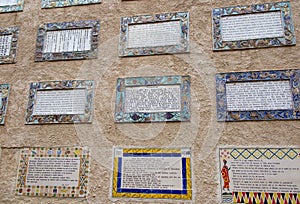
35,20,100,62
115,75,190,123
0,26,19,64
212,1,296,50
112,147,192,200
0,84,10,125
0,0,23,13
218,147,300,204
119,11,189,56
25,80,94,124
216,69,300,121
16,147,90,197
41,0,101,9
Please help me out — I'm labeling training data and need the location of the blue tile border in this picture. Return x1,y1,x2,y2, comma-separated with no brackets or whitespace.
0,84,10,125
212,1,296,51
216,69,300,121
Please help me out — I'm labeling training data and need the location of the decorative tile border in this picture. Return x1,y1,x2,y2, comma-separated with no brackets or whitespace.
216,69,300,121
0,0,24,13
0,26,19,64
212,1,296,51
112,147,192,200
35,20,100,62
0,84,10,125
41,0,101,9
218,147,300,204
25,80,94,124
119,11,189,57
16,147,90,197
115,75,190,123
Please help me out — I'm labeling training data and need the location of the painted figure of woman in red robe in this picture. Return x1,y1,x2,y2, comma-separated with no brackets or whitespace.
221,159,230,191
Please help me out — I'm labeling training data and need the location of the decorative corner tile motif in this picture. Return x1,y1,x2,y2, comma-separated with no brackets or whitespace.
16,147,90,198
0,26,19,64
41,0,101,9
25,80,94,124
115,75,190,123
218,147,300,204
34,20,100,62
212,1,296,51
0,84,10,125
216,69,300,121
0,0,24,13
112,147,192,200
119,11,189,57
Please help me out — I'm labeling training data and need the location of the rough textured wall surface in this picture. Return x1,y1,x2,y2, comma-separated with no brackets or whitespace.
0,0,299,203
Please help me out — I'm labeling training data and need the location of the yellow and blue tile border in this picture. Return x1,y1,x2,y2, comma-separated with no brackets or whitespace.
216,69,300,121
41,0,101,9
16,147,90,198
218,147,300,204
112,147,192,201
0,26,20,64
0,0,24,13
25,80,94,124
115,75,191,123
212,1,296,51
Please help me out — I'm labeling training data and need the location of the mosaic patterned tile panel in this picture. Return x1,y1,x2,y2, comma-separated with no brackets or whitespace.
25,80,94,124
0,26,19,64
115,75,190,123
119,11,189,57
216,69,300,121
41,0,101,9
212,1,296,50
16,147,90,197
35,20,100,62
0,84,10,124
0,0,24,13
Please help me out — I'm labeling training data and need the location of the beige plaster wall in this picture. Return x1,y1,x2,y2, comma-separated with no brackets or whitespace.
0,0,299,203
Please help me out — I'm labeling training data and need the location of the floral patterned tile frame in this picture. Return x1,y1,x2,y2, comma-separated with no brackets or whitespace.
216,69,300,121
41,0,101,9
0,0,23,13
35,20,100,62
0,84,10,125
115,75,190,123
119,11,189,57
0,26,19,64
16,147,90,198
25,80,94,124
212,1,296,51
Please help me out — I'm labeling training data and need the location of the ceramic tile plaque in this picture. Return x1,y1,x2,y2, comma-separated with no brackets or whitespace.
218,147,300,204
0,26,19,64
0,84,10,124
16,147,90,197
0,0,24,13
212,1,296,50
115,75,190,123
25,80,94,124
216,69,300,121
35,20,100,62
112,147,192,200
119,11,189,57
42,0,101,9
